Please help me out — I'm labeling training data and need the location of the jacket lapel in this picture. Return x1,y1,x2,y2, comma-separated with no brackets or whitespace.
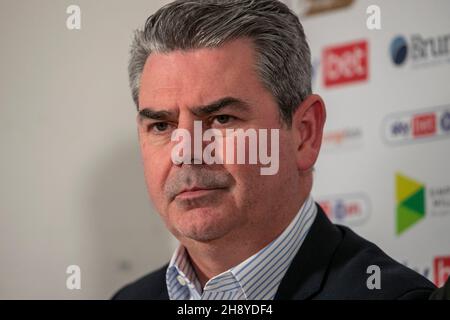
274,203,343,300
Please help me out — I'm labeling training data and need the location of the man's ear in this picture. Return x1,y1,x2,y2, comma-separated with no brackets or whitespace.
291,94,326,172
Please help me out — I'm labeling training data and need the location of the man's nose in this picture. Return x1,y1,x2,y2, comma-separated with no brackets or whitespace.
173,118,208,166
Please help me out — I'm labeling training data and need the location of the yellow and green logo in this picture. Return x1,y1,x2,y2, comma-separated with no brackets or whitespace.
396,173,426,235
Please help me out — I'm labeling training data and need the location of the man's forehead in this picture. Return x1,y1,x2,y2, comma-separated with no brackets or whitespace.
138,39,260,111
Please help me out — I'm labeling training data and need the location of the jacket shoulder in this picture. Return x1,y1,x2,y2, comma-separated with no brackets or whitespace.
111,264,169,300
319,225,436,299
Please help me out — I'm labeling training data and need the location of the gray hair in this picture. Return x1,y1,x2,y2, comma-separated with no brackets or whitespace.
128,0,312,125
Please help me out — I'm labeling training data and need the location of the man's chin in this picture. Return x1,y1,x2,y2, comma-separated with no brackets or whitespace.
171,207,237,243
178,226,230,243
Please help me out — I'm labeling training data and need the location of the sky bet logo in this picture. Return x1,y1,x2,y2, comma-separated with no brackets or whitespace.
396,173,426,235
383,105,450,145
390,33,450,67
323,40,369,87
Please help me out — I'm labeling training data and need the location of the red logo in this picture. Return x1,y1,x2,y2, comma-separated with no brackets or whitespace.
323,40,369,87
318,195,370,226
412,113,436,137
434,256,450,287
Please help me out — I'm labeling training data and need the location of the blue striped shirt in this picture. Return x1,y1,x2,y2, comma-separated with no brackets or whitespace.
166,196,317,300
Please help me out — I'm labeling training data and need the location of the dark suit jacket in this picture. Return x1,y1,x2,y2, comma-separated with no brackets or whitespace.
429,278,450,300
112,203,436,300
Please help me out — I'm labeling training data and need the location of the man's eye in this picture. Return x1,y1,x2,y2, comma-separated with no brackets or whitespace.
149,122,170,133
212,115,235,125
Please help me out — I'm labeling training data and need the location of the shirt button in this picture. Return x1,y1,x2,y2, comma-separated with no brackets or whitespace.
177,275,187,286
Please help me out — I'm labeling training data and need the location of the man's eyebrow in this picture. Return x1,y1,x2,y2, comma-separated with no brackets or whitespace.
137,97,250,121
138,108,178,121
191,97,251,117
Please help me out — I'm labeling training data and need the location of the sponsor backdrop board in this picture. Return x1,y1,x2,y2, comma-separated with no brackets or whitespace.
281,0,450,286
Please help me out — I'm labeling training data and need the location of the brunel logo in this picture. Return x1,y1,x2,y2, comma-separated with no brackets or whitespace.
390,33,450,67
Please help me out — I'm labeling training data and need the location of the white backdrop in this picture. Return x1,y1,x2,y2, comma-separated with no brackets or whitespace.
284,0,450,287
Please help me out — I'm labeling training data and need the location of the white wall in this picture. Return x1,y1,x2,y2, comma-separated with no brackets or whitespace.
0,0,175,299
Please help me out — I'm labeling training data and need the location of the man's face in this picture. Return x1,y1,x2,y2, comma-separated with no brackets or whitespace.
137,39,301,244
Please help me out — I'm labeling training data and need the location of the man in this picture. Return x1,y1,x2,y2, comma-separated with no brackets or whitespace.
113,0,435,300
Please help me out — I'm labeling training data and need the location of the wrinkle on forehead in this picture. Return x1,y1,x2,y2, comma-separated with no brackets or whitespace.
138,38,264,112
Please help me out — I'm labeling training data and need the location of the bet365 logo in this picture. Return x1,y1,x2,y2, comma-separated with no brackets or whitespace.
396,173,426,235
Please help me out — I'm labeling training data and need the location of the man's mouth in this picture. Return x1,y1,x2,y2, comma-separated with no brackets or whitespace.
175,186,227,200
